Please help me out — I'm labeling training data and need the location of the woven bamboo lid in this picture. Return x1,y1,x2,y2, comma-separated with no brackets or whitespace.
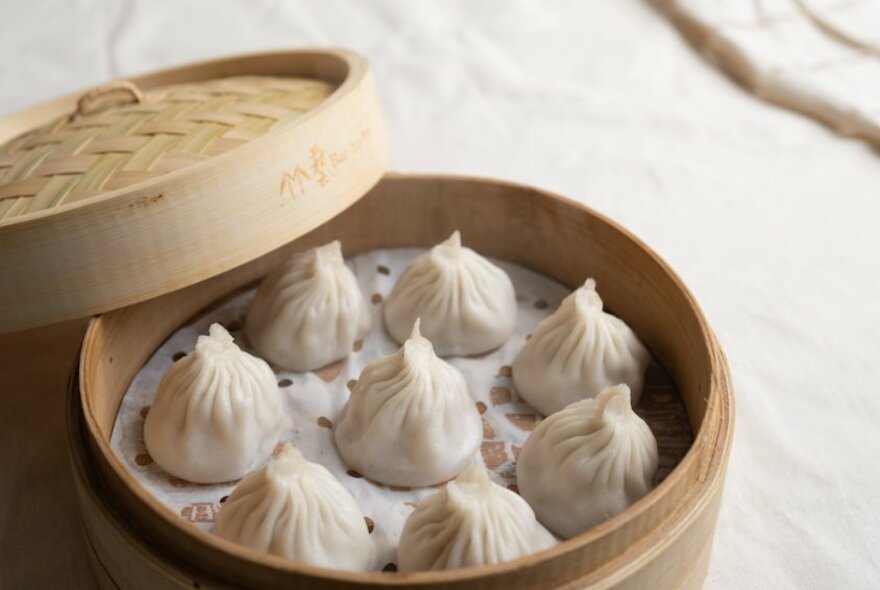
0,49,389,332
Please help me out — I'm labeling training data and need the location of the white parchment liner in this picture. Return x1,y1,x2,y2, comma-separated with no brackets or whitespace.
111,248,690,571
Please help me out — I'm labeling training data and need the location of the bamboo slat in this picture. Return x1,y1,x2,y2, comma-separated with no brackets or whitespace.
0,77,333,216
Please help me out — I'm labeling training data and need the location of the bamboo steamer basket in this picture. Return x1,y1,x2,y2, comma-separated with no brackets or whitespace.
69,174,735,590
0,49,388,333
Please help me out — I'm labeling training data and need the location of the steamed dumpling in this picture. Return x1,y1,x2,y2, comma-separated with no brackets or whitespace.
144,323,283,484
513,278,650,416
383,231,516,357
334,319,482,487
398,461,557,571
214,443,373,570
245,240,371,372
516,384,659,538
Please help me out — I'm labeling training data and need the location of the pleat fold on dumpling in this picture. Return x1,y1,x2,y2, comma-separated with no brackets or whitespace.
144,323,283,484
516,384,659,538
214,443,374,570
398,461,557,571
513,278,649,416
246,240,371,372
384,231,517,357
334,319,482,487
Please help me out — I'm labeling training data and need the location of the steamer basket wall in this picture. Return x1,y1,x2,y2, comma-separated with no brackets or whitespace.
69,175,734,590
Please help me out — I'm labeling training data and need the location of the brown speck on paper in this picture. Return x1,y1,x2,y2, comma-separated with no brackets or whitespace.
506,412,540,431
314,359,345,383
481,441,508,470
317,416,333,429
496,365,512,378
135,452,153,466
168,476,189,488
482,418,496,439
371,293,383,305
180,503,219,523
490,386,512,405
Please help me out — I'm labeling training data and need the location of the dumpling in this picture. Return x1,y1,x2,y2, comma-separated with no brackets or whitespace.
245,240,371,372
383,231,516,357
333,319,482,487
398,461,557,571
144,323,283,484
516,384,659,538
214,443,373,570
513,278,650,416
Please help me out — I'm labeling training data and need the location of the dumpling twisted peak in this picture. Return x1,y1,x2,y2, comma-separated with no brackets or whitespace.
383,231,517,357
513,278,650,416
516,384,659,538
144,323,283,484
334,318,482,487
195,322,237,356
245,240,371,372
398,461,557,571
214,443,373,570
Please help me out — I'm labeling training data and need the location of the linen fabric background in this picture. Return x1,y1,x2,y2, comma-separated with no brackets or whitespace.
1,1,879,588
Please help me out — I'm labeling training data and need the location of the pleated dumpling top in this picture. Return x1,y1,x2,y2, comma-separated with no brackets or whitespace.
383,231,516,357
214,443,374,570
246,240,371,372
334,319,482,487
516,384,659,538
398,462,557,571
144,323,283,484
513,278,650,416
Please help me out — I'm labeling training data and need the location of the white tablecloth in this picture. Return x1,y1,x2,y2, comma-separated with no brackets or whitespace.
1,1,879,588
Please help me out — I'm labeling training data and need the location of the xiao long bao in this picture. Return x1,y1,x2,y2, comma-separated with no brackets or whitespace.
398,462,557,571
214,443,374,570
246,240,371,372
513,278,650,416
143,323,283,484
383,231,517,357
516,384,659,538
334,319,482,487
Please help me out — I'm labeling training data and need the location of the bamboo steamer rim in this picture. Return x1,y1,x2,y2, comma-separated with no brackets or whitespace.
0,48,389,333
76,174,736,587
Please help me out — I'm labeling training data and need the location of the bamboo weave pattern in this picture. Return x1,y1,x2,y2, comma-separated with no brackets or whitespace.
0,76,335,219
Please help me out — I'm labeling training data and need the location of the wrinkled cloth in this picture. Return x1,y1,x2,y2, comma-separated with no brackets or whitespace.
1,1,880,589
657,0,880,143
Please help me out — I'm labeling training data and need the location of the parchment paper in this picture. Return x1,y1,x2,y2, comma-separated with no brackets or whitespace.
111,248,690,571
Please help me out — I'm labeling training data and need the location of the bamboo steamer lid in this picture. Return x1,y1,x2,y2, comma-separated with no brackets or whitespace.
0,49,389,333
